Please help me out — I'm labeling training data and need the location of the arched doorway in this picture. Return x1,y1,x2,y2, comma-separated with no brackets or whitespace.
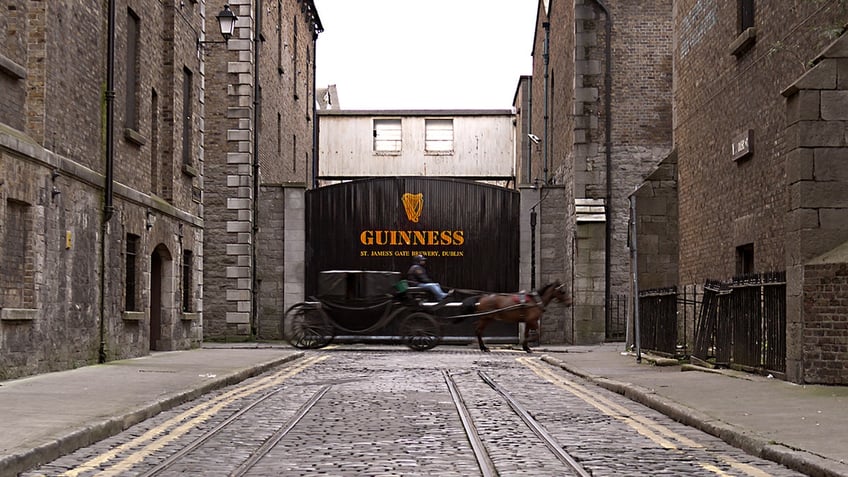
150,244,173,350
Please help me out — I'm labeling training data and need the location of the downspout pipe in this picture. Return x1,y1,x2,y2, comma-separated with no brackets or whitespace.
100,0,116,363
312,31,319,189
588,0,613,334
542,21,550,184
251,0,262,338
527,79,533,183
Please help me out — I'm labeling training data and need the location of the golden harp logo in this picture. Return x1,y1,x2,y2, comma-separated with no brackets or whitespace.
401,193,424,223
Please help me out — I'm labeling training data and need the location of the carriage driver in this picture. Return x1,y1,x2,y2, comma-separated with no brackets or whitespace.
407,255,451,301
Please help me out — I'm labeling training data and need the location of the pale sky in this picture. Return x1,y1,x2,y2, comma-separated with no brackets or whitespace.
313,0,538,110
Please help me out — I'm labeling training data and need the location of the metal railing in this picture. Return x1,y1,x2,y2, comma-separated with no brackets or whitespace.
691,272,786,375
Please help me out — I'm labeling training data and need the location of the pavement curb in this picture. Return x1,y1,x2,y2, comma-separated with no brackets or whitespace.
0,352,304,477
540,354,845,477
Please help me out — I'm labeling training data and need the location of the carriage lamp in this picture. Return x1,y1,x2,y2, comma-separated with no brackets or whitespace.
198,4,238,46
216,5,237,40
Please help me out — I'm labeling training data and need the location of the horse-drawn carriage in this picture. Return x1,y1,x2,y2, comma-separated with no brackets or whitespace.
282,270,571,352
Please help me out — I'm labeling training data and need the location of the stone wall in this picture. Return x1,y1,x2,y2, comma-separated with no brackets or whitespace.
0,0,204,379
256,184,306,341
203,0,319,340
634,153,679,291
518,0,673,343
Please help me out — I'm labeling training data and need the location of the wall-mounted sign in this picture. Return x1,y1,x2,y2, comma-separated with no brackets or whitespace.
732,129,754,161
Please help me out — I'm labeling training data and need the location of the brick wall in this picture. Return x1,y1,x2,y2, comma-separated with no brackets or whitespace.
782,31,848,383
675,1,847,284
0,4,27,130
802,262,848,384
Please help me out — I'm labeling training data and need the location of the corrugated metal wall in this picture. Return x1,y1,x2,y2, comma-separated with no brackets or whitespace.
306,177,520,298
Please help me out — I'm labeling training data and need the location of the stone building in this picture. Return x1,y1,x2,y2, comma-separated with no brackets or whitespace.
202,0,322,341
669,0,848,384
1,0,207,379
515,0,674,344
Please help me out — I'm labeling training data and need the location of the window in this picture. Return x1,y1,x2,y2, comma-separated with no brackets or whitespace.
277,0,283,74
1,199,34,308
182,250,193,312
738,0,755,32
125,9,140,131
125,234,139,311
151,89,159,192
730,0,756,57
293,21,298,99
182,67,193,166
373,119,402,153
426,118,454,153
736,243,754,276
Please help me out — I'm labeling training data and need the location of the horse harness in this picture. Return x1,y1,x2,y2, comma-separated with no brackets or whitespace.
510,291,545,311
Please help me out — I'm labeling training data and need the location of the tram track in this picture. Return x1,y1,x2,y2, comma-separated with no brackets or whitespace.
443,369,591,477
57,355,328,477
139,385,331,477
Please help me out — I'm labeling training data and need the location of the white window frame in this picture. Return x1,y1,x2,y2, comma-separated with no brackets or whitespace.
373,118,402,153
425,118,454,154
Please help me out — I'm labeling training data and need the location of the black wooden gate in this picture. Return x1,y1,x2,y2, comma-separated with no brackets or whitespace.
305,177,520,340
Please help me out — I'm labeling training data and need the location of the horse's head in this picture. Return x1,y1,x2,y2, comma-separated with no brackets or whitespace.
547,280,574,306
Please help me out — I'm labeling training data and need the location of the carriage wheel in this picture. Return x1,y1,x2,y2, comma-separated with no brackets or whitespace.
400,312,441,351
284,302,334,349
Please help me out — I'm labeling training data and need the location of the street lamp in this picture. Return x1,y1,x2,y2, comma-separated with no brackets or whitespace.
216,5,237,40
199,4,238,46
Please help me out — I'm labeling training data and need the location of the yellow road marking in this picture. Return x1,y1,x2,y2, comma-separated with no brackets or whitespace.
518,357,774,477
62,355,327,477
519,357,678,449
701,463,733,475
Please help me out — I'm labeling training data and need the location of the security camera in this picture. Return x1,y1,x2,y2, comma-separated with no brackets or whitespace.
527,134,541,144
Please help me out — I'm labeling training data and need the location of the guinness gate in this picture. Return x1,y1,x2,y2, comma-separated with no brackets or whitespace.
305,177,520,340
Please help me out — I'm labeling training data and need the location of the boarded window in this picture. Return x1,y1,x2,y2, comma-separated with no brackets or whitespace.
738,0,754,31
126,9,140,130
425,119,454,153
182,67,193,166
373,118,402,153
126,234,140,311
1,199,34,308
182,249,193,312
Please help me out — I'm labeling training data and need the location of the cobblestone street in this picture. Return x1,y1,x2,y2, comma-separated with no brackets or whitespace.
24,348,806,476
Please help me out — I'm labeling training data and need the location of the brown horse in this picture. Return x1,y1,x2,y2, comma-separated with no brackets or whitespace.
469,280,572,353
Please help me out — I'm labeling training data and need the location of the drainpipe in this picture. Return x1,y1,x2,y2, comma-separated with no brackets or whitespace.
527,79,533,183
630,195,641,362
312,31,319,188
542,22,550,184
251,0,262,338
588,0,613,335
99,0,117,363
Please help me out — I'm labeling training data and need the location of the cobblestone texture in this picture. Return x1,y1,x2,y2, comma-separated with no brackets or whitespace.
25,349,805,476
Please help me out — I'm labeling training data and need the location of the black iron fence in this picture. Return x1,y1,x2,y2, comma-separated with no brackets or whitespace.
606,294,628,341
636,271,786,375
638,287,678,356
691,272,786,375
635,285,701,357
